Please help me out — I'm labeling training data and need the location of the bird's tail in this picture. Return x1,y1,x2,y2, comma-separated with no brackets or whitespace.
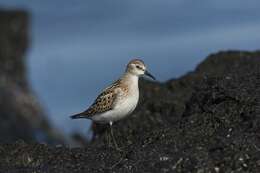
70,113,86,119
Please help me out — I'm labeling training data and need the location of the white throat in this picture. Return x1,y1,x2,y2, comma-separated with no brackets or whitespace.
123,72,139,90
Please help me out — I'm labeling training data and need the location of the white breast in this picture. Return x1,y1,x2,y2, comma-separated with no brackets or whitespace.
113,89,139,119
91,74,139,123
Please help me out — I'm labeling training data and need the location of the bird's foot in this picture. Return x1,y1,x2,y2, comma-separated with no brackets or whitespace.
113,145,123,152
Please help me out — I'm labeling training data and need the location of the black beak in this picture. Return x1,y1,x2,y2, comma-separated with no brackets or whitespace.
144,70,156,80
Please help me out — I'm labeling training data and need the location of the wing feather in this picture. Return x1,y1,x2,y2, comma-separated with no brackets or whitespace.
78,79,122,118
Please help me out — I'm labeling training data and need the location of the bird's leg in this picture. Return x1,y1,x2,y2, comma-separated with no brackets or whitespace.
109,121,121,151
106,126,112,148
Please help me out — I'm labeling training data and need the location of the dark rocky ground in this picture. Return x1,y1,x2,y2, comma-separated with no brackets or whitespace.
0,10,260,173
1,51,260,173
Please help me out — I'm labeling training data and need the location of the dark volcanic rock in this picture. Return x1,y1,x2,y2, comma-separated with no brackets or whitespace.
0,10,64,143
1,50,259,173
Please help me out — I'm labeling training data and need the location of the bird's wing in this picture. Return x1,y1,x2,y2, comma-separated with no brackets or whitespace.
78,79,123,118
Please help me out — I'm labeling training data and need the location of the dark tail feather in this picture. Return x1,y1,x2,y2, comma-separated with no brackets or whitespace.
70,113,86,119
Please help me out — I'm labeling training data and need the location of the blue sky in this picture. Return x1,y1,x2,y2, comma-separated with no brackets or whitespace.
1,0,260,135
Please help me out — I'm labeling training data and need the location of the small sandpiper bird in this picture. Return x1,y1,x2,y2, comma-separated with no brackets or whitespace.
71,59,155,150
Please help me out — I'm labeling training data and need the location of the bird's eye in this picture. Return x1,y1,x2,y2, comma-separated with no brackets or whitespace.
136,65,142,69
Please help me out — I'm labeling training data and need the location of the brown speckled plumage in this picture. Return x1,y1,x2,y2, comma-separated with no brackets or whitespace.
71,59,154,150
71,59,150,123
75,78,129,118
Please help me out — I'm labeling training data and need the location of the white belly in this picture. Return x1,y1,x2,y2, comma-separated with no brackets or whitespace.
92,92,139,123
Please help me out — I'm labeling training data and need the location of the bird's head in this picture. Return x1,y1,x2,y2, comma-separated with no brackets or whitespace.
126,59,155,80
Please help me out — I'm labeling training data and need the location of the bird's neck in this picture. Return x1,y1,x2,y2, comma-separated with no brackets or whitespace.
121,73,139,89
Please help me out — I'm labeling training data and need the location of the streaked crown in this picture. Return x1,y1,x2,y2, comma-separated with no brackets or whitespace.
126,59,146,76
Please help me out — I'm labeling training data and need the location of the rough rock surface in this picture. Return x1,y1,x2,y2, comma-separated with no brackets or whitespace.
0,50,259,173
0,10,64,143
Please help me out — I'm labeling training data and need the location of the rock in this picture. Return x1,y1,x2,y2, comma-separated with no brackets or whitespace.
0,50,259,172
1,8,260,173
0,10,65,144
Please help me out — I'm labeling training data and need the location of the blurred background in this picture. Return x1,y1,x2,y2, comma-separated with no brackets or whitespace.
0,0,260,140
